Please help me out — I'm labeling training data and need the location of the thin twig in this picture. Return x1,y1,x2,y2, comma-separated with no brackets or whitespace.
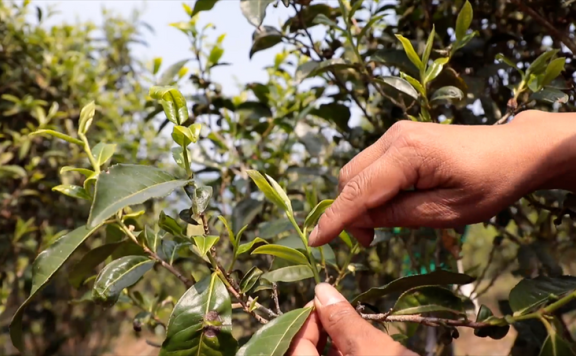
470,244,497,297
272,283,283,315
118,221,195,288
511,0,576,54
360,313,492,329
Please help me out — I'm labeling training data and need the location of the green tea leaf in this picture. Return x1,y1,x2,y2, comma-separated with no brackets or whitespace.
530,88,569,104
422,25,435,65
455,0,473,41
509,276,576,315
60,166,94,177
311,103,350,132
78,101,96,135
159,211,185,237
240,0,274,27
352,270,475,303
171,147,191,171
191,185,213,215
374,76,419,100
237,237,268,255
158,59,190,86
400,72,425,97
10,225,101,352
247,170,292,214
193,235,220,257
92,255,154,307
295,58,355,83
395,34,423,71
250,26,282,59
541,57,566,88
218,216,235,245
252,244,309,265
237,307,312,356
68,240,125,288
240,266,263,293
52,184,91,200
153,57,162,75
29,129,84,146
160,273,237,356
172,125,196,147
91,142,116,167
192,0,219,16
392,285,465,316
149,86,189,125
527,50,559,76
496,54,524,76
88,164,190,228
304,199,333,230
140,225,160,252
539,333,576,356
431,86,464,102
423,58,445,84
261,265,314,283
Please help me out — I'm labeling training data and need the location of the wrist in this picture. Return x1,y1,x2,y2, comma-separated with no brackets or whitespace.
516,111,576,192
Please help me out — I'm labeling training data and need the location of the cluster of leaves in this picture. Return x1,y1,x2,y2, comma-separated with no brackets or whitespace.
3,0,576,355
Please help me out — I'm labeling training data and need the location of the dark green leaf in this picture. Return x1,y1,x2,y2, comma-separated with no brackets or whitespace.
192,0,219,16
304,199,333,230
431,86,464,102
68,240,125,288
92,256,154,307
140,225,160,252
311,103,350,132
295,58,355,83
193,235,220,257
10,225,101,352
159,211,185,237
232,198,263,234
250,26,282,59
258,218,293,239
395,34,423,71
392,286,465,316
252,244,309,265
352,270,475,303
240,0,274,27
247,170,292,214
530,89,569,104
240,266,263,293
91,142,116,167
455,0,473,41
52,184,91,200
509,276,576,315
149,86,189,125
527,50,559,76
29,129,84,146
374,76,419,100
237,237,268,255
371,49,418,77
160,273,237,356
158,59,190,86
474,305,510,339
539,333,576,356
78,101,96,135
88,164,190,228
261,265,314,283
237,307,312,356
236,101,272,121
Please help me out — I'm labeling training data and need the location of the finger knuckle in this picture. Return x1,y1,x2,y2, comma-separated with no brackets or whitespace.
340,179,363,203
338,164,353,192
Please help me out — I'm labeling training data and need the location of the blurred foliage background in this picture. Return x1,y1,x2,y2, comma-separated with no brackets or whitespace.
1,0,576,355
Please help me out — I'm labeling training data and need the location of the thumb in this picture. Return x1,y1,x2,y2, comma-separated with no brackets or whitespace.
314,283,416,356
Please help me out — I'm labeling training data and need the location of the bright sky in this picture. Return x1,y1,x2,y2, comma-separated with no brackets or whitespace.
40,0,310,95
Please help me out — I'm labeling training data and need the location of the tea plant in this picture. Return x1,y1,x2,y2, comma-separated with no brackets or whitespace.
7,1,576,355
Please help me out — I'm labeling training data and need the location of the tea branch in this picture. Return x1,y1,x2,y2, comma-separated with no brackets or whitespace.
116,219,195,288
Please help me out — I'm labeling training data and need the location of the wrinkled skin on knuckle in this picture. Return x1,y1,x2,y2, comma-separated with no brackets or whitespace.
340,179,363,205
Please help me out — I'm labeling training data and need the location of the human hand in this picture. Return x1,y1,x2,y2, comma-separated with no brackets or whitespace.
309,111,576,247
289,283,416,356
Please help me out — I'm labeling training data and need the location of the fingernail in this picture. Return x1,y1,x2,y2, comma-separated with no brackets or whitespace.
314,283,346,306
308,226,320,247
